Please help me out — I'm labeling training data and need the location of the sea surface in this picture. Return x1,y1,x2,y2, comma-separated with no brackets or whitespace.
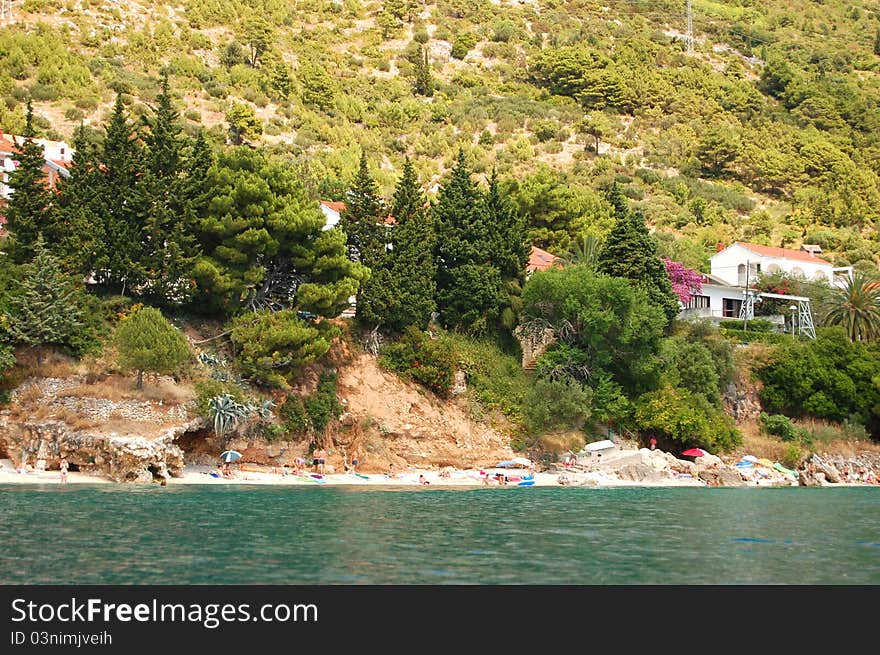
1,485,878,584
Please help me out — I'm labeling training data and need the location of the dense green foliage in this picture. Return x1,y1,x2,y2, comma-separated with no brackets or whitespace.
379,326,457,397
3,102,54,263
228,310,334,388
757,328,880,436
114,306,191,389
523,266,666,400
4,238,87,358
2,0,880,449
635,385,742,453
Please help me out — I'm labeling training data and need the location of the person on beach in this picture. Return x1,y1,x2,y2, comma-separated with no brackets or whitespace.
387,463,396,479
313,448,326,475
419,474,430,485
222,463,233,479
294,457,305,475
281,464,290,476
649,437,657,451
350,449,360,473
59,458,68,484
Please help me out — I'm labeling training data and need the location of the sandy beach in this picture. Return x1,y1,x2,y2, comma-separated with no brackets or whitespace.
0,456,717,488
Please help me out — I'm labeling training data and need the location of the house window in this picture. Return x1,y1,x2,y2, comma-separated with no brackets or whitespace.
687,295,710,309
723,298,742,318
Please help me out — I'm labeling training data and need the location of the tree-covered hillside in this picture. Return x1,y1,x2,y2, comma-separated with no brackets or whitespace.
1,0,879,270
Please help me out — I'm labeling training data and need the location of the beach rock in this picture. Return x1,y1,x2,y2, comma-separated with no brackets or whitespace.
798,470,823,487
695,454,723,469
815,460,841,483
698,468,745,487
617,463,670,483
4,420,187,482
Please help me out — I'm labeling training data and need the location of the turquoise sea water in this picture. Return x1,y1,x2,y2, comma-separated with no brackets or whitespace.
0,485,878,584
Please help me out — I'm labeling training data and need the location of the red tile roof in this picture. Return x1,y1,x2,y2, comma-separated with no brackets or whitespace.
527,245,561,272
734,242,832,266
320,200,346,213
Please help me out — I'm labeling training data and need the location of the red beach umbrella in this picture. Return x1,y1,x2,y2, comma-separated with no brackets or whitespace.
681,448,710,457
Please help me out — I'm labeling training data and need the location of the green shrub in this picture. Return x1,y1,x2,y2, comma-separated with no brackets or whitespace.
380,326,457,396
305,373,343,435
759,412,801,442
523,377,592,435
280,393,310,434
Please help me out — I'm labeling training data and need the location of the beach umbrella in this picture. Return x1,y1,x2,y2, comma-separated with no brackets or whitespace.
758,458,775,468
682,448,710,457
742,455,759,463
220,450,242,463
511,457,532,467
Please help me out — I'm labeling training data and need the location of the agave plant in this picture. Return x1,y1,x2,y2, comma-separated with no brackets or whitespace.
208,394,239,439
256,399,276,420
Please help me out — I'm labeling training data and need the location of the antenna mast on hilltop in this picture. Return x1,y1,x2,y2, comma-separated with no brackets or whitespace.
686,0,694,54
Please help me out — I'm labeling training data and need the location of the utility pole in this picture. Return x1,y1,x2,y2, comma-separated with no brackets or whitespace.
742,259,749,331
686,0,694,55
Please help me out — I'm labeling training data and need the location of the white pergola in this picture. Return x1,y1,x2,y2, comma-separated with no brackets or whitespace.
739,290,816,339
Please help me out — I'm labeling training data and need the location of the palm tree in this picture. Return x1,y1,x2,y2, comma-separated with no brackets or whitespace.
559,234,601,270
823,271,880,342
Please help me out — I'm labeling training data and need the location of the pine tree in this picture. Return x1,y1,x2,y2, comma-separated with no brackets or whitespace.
114,306,191,390
413,47,434,97
597,186,680,327
875,28,880,57
4,100,55,263
434,150,504,333
97,94,144,294
5,236,84,363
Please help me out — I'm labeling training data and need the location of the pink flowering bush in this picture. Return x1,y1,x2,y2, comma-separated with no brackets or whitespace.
664,258,702,304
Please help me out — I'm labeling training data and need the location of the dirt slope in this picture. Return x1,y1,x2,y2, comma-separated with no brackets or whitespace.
335,354,517,470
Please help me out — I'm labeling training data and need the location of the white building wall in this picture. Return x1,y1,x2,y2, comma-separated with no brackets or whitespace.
320,204,340,231
711,244,836,286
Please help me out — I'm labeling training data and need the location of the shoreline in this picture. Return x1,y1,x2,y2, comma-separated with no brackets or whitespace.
3,455,876,489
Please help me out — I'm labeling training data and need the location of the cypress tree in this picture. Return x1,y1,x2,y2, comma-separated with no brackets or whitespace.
4,100,55,263
413,46,434,97
338,153,387,322
434,150,504,333
97,94,144,294
358,158,436,332
5,236,84,363
55,123,108,278
597,185,680,327
339,152,386,267
483,168,529,330
140,75,199,306
385,167,436,332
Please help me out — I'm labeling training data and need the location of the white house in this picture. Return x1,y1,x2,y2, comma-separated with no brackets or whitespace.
710,241,852,288
681,272,752,320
